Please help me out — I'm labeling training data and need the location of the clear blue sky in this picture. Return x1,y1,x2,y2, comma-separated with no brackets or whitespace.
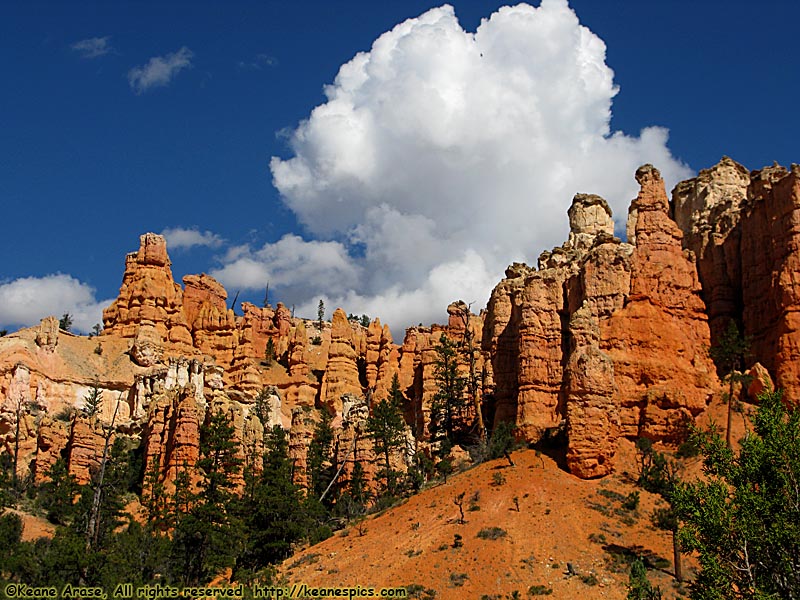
1,0,797,333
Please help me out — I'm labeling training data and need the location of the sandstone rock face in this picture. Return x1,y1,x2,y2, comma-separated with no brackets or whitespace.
35,317,59,352
33,417,70,482
13,158,800,486
130,324,164,367
674,160,800,400
565,302,617,478
103,233,194,352
484,171,718,476
606,165,716,441
746,363,774,400
320,309,363,413
672,157,749,342
141,386,202,491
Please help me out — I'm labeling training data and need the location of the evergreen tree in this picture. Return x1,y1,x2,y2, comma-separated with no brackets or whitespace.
171,410,244,585
59,313,73,332
39,458,80,525
317,299,325,331
673,390,800,599
367,374,406,496
264,337,276,366
82,385,103,419
709,319,751,449
627,559,662,599
334,461,371,522
307,410,336,503
635,438,683,582
238,426,306,572
430,334,468,446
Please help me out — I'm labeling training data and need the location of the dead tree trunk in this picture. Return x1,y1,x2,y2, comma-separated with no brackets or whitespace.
86,394,121,551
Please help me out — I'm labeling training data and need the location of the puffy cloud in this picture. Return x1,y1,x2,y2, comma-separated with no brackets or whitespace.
251,1,692,332
161,227,223,251
70,36,112,59
128,47,193,94
0,274,113,334
210,234,360,302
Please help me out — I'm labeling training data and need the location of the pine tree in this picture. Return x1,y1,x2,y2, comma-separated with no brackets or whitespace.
627,559,662,599
59,313,73,332
264,337,276,366
317,299,325,331
171,410,244,585
430,334,468,446
82,385,103,419
709,319,751,449
39,458,80,526
238,425,306,571
307,410,335,503
635,438,683,582
367,374,406,496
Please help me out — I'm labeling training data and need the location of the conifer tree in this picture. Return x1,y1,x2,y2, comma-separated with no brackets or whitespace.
709,319,751,449
367,374,406,496
238,425,306,571
172,410,244,585
82,385,103,419
430,334,468,446
307,410,335,503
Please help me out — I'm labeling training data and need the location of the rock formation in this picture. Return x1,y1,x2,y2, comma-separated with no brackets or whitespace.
674,159,800,400
484,166,718,476
10,159,800,486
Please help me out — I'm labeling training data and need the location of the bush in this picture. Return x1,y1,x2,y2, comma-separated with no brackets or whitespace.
622,491,640,511
477,527,507,540
311,336,322,345
491,472,506,486
528,585,553,596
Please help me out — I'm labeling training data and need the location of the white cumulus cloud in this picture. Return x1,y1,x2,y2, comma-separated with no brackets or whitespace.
226,1,692,332
210,234,360,305
128,47,193,94
161,227,224,251
71,36,112,59
0,274,113,334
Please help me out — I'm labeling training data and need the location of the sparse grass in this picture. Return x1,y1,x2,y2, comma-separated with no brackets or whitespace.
491,472,506,486
588,532,607,544
287,553,320,569
579,573,599,586
477,526,507,540
527,585,553,596
449,573,468,587
405,548,423,557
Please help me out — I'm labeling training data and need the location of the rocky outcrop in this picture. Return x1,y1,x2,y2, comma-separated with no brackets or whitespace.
605,166,716,441
483,166,718,476
102,233,194,352
320,309,363,412
565,303,617,478
141,386,202,491
674,160,800,400
11,158,800,485
672,157,749,342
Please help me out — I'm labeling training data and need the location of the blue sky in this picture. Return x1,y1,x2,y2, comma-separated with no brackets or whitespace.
1,0,798,335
